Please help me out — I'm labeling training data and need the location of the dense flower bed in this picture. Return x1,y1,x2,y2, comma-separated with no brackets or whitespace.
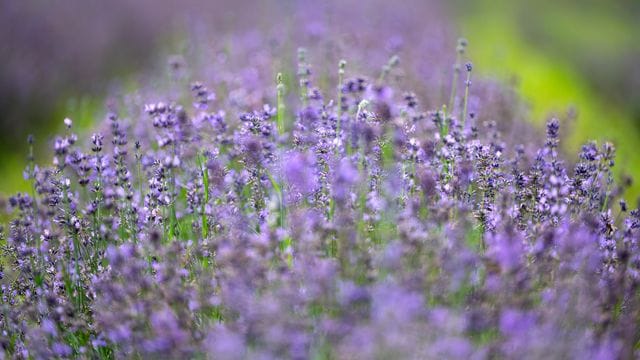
2,4,640,358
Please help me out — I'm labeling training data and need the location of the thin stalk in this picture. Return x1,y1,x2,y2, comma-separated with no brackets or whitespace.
357,150,368,238
94,155,105,253
355,100,370,240
336,60,346,147
601,175,613,213
27,137,42,269
276,73,286,136
63,181,84,312
169,168,178,240
136,145,145,209
377,55,399,85
438,106,452,180
440,105,448,137
168,144,179,240
267,171,291,266
461,62,473,129
348,100,370,156
72,230,85,311
266,171,285,229
297,48,309,108
448,38,467,113
199,153,210,239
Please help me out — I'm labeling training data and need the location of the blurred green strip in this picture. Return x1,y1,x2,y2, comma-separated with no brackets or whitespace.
459,8,640,201
0,96,101,198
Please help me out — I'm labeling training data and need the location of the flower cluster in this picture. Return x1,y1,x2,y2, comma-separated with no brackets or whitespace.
2,6,639,359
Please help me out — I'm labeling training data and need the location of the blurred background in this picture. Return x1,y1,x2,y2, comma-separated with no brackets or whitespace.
1,0,639,198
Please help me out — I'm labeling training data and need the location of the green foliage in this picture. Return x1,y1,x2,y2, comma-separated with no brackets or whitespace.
457,0,640,199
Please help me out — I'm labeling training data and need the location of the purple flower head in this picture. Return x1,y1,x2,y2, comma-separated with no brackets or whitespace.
284,151,317,195
486,227,524,273
205,326,246,360
336,158,359,185
499,309,536,336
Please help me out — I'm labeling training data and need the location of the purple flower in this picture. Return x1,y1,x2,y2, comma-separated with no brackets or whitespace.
284,151,317,195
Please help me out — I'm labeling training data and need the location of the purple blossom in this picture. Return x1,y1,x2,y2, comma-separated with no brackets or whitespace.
1,3,638,358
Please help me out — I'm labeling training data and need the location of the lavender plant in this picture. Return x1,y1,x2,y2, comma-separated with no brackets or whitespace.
1,11,640,359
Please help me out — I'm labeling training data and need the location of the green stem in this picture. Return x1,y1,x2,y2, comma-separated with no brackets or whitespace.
266,172,285,229
448,38,467,113
169,169,178,240
28,142,42,270
448,57,461,111
336,60,346,147
377,55,399,85
461,69,472,129
63,183,84,312
199,153,210,239
276,73,286,136
136,151,144,208
298,48,308,108
348,100,370,156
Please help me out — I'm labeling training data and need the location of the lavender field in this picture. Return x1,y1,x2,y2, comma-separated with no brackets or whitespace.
1,1,640,359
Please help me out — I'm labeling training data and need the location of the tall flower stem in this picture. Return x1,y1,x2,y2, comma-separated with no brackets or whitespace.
448,38,467,113
336,59,346,149
276,73,286,136
461,62,473,129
